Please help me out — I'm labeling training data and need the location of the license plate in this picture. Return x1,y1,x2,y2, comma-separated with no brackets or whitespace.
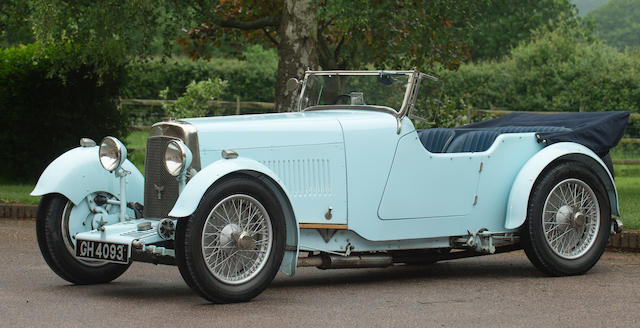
75,240,130,264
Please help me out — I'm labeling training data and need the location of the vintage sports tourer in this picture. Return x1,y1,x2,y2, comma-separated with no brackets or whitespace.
32,70,628,303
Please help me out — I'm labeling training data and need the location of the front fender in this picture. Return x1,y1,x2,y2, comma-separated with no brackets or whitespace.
168,157,300,276
169,157,291,217
505,142,619,230
31,146,144,205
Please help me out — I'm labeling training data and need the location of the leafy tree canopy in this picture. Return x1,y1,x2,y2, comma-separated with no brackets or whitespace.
25,0,482,110
0,0,34,47
180,0,479,71
28,0,193,77
587,0,640,49
440,18,640,113
468,0,580,61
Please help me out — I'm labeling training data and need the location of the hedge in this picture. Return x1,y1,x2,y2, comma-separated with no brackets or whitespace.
0,44,127,182
122,45,277,102
435,21,640,119
438,44,640,114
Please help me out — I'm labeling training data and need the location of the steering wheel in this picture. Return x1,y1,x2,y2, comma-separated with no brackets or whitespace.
331,94,352,105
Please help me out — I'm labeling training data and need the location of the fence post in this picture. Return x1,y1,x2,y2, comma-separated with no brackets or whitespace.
236,96,241,115
467,106,472,124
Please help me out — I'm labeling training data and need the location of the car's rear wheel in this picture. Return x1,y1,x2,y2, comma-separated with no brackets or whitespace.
36,193,130,284
522,161,610,276
175,176,285,303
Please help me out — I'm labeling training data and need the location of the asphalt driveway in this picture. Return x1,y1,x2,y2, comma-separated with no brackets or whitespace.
1,219,639,328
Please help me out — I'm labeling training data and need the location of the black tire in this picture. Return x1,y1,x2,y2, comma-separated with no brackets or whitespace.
522,161,610,276
175,176,286,303
175,219,198,291
36,194,130,284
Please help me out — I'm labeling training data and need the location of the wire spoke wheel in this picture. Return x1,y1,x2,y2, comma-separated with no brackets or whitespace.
522,161,610,276
176,176,286,303
542,178,600,259
201,194,273,285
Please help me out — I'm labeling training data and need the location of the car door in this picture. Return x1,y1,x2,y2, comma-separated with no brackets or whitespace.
377,131,483,220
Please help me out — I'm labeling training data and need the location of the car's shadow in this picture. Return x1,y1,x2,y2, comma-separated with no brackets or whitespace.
269,257,542,289
50,256,545,303
51,280,197,300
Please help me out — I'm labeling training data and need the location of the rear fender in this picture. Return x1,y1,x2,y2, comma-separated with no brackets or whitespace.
505,142,619,230
169,157,300,276
31,146,144,205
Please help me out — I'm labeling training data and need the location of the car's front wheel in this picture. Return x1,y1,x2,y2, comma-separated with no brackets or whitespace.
522,161,610,276
175,176,286,303
36,193,130,284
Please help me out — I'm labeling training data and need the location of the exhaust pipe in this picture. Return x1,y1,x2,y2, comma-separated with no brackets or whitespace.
297,253,393,269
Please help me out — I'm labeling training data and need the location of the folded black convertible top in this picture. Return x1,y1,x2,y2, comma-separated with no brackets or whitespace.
461,111,630,157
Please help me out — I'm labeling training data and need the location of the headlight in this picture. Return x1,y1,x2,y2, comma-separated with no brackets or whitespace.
99,137,127,172
164,140,192,176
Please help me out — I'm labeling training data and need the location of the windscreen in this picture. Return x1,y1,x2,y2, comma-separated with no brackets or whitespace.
300,73,410,112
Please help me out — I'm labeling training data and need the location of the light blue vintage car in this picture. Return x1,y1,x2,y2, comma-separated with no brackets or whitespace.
32,70,626,303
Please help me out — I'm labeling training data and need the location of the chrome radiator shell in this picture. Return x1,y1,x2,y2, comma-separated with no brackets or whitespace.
143,121,200,219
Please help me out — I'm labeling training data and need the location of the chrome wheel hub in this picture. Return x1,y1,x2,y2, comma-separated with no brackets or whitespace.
555,205,573,225
555,205,587,228
219,224,241,247
218,224,258,250
542,178,600,259
573,212,586,228
201,194,272,285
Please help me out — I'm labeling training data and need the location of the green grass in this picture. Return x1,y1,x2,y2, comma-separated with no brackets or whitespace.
0,183,40,205
125,129,149,150
125,129,150,174
614,165,640,230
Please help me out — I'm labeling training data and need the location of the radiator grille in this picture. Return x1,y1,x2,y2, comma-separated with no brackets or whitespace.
143,136,180,219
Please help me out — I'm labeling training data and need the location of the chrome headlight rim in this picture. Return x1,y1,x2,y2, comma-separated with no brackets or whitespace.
99,137,127,172
164,140,190,177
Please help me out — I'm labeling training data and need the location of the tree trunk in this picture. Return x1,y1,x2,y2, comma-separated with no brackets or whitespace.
274,0,318,112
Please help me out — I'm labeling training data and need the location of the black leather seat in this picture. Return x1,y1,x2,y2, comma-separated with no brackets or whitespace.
445,130,501,153
417,128,455,153
418,126,572,153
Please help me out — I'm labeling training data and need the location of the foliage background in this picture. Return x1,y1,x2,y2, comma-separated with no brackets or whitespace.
123,45,277,102
0,44,127,182
586,0,640,50
438,20,640,114
159,78,228,118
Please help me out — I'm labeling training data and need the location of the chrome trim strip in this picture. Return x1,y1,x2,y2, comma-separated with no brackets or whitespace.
303,104,398,115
